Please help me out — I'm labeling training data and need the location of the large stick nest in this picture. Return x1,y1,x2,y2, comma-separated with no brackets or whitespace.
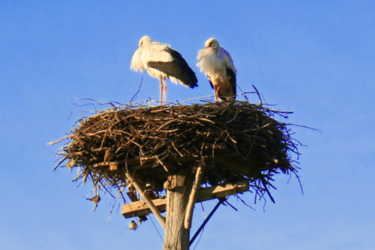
52,98,301,204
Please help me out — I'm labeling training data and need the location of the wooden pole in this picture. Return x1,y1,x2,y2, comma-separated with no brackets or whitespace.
163,167,193,250
125,172,166,229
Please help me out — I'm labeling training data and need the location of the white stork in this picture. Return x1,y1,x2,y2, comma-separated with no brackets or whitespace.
131,36,198,105
197,38,237,101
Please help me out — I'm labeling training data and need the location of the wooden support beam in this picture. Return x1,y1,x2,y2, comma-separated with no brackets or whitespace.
123,198,167,218
122,180,249,219
184,163,204,229
125,172,166,229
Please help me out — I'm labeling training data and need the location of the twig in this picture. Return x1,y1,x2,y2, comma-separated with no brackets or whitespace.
47,135,74,145
252,85,262,105
130,77,143,104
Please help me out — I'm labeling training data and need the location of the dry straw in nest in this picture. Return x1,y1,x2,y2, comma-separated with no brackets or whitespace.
50,97,301,205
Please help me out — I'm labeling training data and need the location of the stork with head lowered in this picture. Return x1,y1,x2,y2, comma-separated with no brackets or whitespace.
131,36,198,105
197,38,237,101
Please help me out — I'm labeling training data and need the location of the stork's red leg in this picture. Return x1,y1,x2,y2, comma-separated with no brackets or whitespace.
163,79,167,105
159,77,163,105
215,86,221,102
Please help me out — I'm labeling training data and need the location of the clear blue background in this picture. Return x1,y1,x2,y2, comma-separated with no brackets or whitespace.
1,1,374,249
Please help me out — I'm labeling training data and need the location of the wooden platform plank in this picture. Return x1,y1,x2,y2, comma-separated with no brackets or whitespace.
122,180,249,219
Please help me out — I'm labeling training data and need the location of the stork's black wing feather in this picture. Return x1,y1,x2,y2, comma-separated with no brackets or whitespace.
218,67,237,101
147,48,198,88
226,66,236,96
208,76,214,90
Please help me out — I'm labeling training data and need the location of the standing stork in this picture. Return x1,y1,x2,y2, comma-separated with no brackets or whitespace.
131,36,198,105
197,38,237,101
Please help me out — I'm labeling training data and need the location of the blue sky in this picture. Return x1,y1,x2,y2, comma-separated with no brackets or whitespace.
1,1,374,249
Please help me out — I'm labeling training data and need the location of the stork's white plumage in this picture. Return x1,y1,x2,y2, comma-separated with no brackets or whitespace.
131,36,198,105
197,38,237,101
